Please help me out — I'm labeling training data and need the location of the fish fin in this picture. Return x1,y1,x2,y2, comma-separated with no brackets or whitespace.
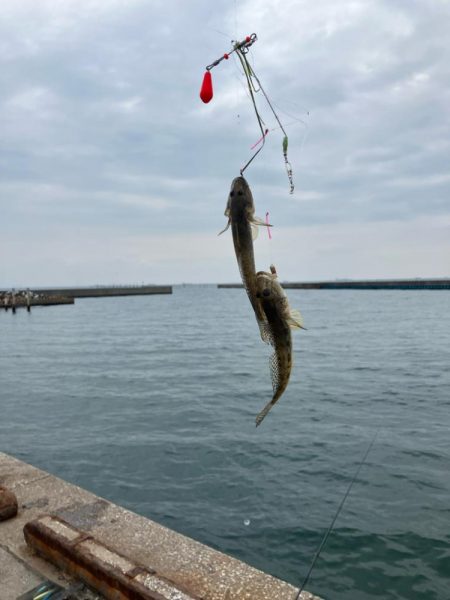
252,215,272,228
269,350,280,394
255,399,276,427
256,349,287,426
288,308,306,330
251,223,259,241
259,321,274,345
218,219,231,236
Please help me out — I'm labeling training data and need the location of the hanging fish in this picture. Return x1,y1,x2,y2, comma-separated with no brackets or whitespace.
255,265,304,426
219,176,271,339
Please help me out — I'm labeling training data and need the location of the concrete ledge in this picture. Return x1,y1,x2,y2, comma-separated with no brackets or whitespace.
25,515,200,599
0,453,320,600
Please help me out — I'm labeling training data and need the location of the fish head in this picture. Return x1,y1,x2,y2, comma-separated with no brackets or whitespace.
228,176,254,216
256,269,286,300
255,270,277,299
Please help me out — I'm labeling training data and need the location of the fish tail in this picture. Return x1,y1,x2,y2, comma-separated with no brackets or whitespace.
255,398,277,427
255,384,286,427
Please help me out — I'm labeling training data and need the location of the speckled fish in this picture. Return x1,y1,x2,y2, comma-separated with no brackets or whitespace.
219,176,271,338
255,265,304,426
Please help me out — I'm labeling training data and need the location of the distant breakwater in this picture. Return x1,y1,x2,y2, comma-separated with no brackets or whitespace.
218,279,450,290
28,285,172,298
1,293,74,310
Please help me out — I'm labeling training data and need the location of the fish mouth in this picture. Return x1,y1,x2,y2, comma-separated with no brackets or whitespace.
231,175,248,187
255,271,271,298
230,176,250,198
255,288,271,298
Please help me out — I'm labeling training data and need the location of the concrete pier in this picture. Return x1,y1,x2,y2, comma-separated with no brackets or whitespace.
29,285,172,298
1,296,74,309
0,452,320,600
218,278,450,290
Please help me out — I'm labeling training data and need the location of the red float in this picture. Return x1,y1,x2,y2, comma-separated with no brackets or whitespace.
200,71,213,103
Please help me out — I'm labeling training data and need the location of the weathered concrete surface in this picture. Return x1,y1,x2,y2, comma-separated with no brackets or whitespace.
0,546,43,597
0,452,320,600
25,515,201,600
0,486,18,520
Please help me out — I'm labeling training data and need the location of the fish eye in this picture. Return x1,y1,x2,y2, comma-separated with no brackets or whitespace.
230,191,234,197
263,288,270,297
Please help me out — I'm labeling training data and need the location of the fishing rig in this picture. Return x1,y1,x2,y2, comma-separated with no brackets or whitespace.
200,34,295,193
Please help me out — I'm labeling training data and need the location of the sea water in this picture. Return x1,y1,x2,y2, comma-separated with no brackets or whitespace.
1,286,449,600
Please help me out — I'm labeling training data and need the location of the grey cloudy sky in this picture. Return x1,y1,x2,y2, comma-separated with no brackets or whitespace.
1,0,449,286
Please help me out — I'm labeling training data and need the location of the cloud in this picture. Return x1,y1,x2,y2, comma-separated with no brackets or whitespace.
2,214,449,287
1,0,449,284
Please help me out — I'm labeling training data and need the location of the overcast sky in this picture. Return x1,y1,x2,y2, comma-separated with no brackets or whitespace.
1,0,449,286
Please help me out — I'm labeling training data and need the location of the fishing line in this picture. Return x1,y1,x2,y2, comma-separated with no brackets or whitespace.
234,43,267,174
265,212,272,239
237,57,294,193
294,428,380,600
270,98,310,124
230,80,309,161
264,210,274,272
208,28,233,40
267,100,310,165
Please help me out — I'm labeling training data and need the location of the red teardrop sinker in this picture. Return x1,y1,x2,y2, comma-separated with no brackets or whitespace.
200,71,213,103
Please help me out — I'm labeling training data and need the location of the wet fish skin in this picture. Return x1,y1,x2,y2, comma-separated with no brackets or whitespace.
254,268,303,426
220,176,269,335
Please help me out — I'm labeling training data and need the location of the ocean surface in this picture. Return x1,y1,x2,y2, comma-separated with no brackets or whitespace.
1,286,449,600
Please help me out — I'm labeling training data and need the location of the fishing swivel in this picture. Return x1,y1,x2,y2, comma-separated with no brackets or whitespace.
200,34,258,104
205,33,257,72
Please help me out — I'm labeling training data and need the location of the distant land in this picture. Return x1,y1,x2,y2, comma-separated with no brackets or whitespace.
218,278,450,290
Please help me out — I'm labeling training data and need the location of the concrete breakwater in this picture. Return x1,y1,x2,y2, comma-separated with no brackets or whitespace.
1,291,74,310
21,295,74,306
30,285,173,298
1,285,172,311
0,452,320,600
218,278,450,290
